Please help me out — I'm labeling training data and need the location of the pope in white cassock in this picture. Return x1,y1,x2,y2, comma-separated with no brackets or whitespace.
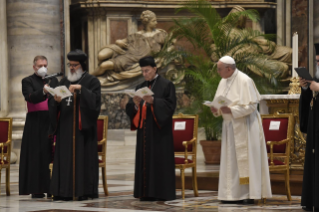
211,56,272,204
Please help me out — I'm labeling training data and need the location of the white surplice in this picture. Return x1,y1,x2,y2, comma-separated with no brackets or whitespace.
213,69,272,200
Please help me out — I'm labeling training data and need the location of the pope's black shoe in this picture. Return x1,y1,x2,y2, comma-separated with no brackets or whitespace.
302,206,314,211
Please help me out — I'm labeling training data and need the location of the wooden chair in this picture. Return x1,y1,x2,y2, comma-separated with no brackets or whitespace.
173,113,199,199
0,117,13,196
49,116,109,196
97,116,109,196
261,113,294,201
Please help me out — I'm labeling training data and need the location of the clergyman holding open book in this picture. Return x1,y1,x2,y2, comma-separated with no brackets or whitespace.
125,56,176,201
211,56,272,204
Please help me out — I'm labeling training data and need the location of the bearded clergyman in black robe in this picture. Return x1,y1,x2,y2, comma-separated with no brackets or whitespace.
19,55,58,198
48,49,101,201
299,44,319,211
126,56,176,201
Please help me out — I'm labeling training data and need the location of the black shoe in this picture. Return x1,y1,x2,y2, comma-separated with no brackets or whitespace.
242,199,255,205
31,193,45,198
78,196,88,201
53,196,63,201
140,197,157,201
221,200,243,204
63,197,73,201
47,193,52,198
302,206,313,211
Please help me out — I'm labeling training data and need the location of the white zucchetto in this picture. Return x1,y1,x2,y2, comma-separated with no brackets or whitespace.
219,56,236,65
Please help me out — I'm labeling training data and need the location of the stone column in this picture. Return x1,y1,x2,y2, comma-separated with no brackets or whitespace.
285,0,292,47
6,0,62,117
64,0,71,76
315,0,319,43
309,0,314,77
276,0,285,45
87,9,107,74
0,1,9,118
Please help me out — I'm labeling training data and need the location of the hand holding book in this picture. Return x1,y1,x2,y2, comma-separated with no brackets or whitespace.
45,85,72,99
125,87,154,98
203,96,232,109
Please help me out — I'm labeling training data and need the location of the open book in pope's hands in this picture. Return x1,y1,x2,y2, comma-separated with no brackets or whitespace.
45,85,72,99
125,87,154,98
203,95,232,109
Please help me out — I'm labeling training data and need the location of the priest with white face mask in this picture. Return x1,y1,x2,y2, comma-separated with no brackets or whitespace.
20,55,59,198
48,49,101,201
211,56,272,204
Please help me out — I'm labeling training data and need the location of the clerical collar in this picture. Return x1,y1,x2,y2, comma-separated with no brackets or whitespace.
34,73,47,83
226,69,238,81
34,73,42,79
147,74,159,87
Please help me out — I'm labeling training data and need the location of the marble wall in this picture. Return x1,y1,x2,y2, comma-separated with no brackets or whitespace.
6,0,61,117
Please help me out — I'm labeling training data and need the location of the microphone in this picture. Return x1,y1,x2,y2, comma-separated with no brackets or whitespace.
43,72,63,79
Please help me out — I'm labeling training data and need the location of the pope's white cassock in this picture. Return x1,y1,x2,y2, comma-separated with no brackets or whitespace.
213,68,272,200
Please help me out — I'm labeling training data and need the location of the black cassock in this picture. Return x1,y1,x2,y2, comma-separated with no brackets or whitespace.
299,86,319,209
126,75,176,201
49,73,101,198
19,74,58,195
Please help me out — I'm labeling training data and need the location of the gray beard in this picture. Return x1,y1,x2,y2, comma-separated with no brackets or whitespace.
68,68,84,82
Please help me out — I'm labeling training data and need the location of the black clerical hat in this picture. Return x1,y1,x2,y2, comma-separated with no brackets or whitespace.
139,56,156,67
67,49,87,70
315,43,319,56
67,49,87,62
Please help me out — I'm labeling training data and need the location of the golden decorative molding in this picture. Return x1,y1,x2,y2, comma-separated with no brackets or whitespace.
288,77,301,95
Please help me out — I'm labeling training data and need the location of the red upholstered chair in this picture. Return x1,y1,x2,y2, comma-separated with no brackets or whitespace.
97,116,109,196
49,116,109,196
0,118,13,196
173,113,199,199
261,113,293,201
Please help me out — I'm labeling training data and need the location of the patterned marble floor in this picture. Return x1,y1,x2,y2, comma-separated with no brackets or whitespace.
0,159,303,212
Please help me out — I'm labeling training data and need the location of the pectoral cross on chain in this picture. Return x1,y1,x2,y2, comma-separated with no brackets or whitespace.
66,96,72,106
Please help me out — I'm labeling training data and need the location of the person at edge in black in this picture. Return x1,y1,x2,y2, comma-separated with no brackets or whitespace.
19,55,59,198
126,56,176,201
299,43,319,211
48,49,101,201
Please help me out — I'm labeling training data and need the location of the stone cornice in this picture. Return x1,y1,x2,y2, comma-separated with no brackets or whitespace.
71,1,276,10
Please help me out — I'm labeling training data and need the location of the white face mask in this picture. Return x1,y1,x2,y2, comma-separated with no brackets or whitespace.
37,66,47,78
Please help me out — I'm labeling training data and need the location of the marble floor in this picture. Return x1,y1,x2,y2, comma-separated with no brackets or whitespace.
1,159,304,212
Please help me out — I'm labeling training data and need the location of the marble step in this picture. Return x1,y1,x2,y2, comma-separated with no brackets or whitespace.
12,131,23,140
